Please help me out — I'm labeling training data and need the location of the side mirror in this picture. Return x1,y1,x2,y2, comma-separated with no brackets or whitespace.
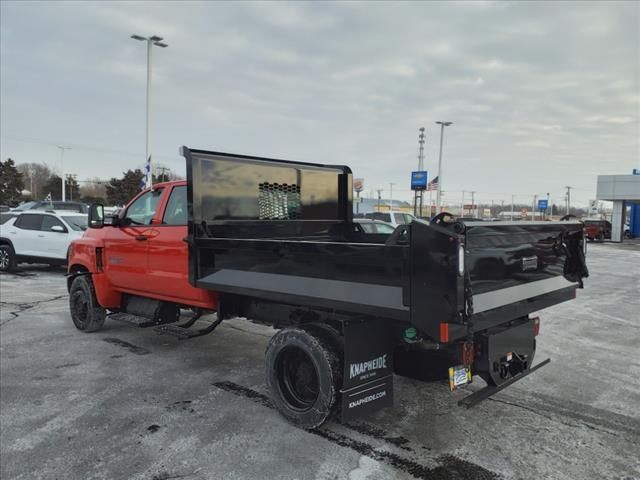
89,203,104,229
51,225,66,233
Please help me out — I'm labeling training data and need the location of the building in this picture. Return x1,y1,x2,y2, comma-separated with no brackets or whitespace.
596,172,640,242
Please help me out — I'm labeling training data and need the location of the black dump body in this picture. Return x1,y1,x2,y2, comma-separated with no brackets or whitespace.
183,147,588,345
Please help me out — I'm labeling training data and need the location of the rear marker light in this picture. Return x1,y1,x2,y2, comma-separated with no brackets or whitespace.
458,244,465,276
533,316,540,336
439,323,449,343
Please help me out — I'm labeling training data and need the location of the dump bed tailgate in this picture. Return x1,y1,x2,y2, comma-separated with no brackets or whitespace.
410,220,587,342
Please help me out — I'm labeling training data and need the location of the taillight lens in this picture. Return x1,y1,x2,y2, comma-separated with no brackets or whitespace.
458,244,465,276
532,316,540,336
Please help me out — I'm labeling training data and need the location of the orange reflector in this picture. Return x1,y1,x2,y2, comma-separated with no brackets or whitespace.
439,323,449,343
532,316,540,336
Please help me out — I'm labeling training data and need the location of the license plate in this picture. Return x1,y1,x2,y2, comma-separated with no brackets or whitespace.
449,365,471,391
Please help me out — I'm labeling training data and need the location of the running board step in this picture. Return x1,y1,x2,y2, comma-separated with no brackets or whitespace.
154,316,222,340
109,312,172,328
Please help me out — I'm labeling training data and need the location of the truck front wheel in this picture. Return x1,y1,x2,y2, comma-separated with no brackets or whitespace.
265,326,342,429
69,275,106,332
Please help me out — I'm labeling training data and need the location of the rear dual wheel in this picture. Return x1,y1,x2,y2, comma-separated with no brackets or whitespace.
265,325,342,429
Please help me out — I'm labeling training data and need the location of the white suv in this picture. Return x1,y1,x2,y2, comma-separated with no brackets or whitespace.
0,211,87,272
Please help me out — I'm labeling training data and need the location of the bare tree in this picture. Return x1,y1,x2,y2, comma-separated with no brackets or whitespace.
16,162,53,200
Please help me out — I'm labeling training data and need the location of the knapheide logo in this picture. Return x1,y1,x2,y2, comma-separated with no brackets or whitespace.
349,354,387,379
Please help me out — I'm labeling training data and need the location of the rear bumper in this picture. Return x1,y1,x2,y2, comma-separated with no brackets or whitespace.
459,358,550,408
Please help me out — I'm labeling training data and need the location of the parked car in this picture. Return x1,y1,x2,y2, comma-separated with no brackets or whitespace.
624,224,633,239
365,211,416,227
11,200,88,214
0,211,88,271
583,219,611,241
353,218,396,234
0,212,18,225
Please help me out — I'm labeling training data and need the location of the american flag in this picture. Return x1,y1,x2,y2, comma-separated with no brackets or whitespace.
140,155,151,190
427,176,439,191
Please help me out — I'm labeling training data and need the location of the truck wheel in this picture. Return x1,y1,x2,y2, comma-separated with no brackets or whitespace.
0,244,16,273
69,275,106,332
265,326,342,429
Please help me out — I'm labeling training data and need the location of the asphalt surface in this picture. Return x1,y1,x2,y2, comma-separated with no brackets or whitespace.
1,242,639,480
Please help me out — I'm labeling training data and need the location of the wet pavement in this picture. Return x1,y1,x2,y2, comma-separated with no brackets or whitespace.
1,244,639,480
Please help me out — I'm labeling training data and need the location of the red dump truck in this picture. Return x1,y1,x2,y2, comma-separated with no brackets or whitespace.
67,147,588,428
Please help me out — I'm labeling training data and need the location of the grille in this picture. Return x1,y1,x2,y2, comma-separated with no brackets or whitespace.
258,182,301,220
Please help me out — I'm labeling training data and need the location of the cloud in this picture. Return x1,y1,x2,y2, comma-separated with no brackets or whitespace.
0,0,638,206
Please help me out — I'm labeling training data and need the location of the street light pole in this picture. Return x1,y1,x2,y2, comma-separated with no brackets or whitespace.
565,186,572,215
57,146,72,201
389,183,396,210
131,34,168,189
435,121,452,211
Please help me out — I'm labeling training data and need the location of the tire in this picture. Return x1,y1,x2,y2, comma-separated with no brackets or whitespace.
265,325,342,429
69,275,106,332
0,244,16,273
597,232,604,242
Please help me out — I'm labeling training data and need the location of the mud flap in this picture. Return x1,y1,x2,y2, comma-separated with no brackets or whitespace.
340,318,394,422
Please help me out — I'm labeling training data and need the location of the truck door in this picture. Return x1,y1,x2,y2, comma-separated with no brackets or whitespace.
103,188,164,292
146,185,204,303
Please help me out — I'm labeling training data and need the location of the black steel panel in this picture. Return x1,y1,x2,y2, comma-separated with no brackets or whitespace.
465,222,586,294
410,220,464,340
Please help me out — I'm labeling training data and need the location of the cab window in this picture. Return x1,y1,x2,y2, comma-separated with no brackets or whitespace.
125,189,164,225
163,186,187,225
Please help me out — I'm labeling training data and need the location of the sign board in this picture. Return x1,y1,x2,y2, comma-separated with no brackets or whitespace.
537,199,548,210
521,208,528,215
354,178,364,193
463,204,477,210
411,171,428,191
589,199,598,214
633,169,640,175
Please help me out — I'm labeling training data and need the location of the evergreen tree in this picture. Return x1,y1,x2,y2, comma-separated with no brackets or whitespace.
105,169,146,206
0,158,25,206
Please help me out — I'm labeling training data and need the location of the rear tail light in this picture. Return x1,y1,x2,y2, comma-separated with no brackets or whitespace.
532,316,540,336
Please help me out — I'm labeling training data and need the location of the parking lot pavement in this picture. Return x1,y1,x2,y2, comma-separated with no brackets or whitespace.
1,244,639,480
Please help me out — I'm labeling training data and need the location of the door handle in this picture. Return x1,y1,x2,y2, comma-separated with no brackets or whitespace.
135,235,148,241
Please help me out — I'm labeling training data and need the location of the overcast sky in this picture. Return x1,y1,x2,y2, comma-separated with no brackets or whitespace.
1,1,638,206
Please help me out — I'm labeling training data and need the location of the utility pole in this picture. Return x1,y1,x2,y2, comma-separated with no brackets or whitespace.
415,127,426,217
546,192,550,219
461,190,465,217
66,174,77,201
389,183,396,210
511,194,515,221
156,166,170,183
471,191,476,218
533,194,537,220
131,34,168,189
376,189,383,212
28,166,34,199
565,186,572,215
57,146,72,201
435,121,453,211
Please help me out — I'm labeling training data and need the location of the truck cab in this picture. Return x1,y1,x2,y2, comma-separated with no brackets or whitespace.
67,180,217,320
